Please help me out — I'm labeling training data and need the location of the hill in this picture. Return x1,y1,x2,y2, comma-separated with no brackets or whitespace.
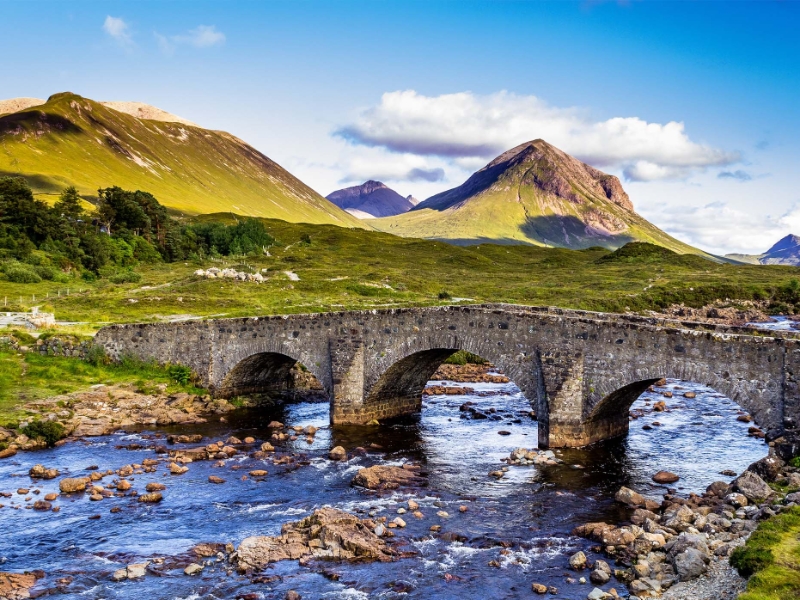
0,92,365,227
726,234,800,266
372,139,702,254
326,180,417,218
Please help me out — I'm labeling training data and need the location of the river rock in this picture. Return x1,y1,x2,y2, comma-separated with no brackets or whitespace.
589,569,610,584
724,492,748,507
267,421,284,429
587,588,610,600
59,477,88,493
652,471,679,484
249,470,268,477
116,480,131,491
168,462,188,475
260,442,275,453
137,492,163,503
0,571,42,599
184,563,203,576
352,465,424,490
236,507,395,571
572,522,635,546
329,446,347,461
784,491,800,504
44,493,57,501
568,551,587,570
672,548,708,581
167,434,203,444
0,446,18,459
113,562,149,581
33,500,51,511
747,455,785,482
208,476,225,484
683,391,696,398
615,487,660,510
732,471,772,501
146,483,166,492
531,583,547,594
706,481,731,497
787,472,800,489
29,464,59,479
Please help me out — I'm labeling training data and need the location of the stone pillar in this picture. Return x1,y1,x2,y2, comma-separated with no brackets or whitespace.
537,350,651,448
329,338,368,424
778,341,800,460
537,350,590,448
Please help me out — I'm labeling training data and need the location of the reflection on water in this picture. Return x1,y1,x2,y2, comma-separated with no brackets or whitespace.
0,377,766,599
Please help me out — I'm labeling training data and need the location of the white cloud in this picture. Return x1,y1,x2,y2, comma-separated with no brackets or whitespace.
337,90,739,182
156,25,225,55
103,16,134,48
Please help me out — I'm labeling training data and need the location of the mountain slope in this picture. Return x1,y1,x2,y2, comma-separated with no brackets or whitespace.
726,234,800,266
327,180,416,218
372,139,702,254
0,92,365,227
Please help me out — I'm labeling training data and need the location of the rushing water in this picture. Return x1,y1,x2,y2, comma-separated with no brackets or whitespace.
0,377,767,599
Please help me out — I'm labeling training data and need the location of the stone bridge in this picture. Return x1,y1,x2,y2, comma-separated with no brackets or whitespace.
94,304,800,450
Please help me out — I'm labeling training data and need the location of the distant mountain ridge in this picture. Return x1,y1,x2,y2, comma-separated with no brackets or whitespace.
726,234,800,265
327,180,416,218
372,139,704,255
0,92,365,227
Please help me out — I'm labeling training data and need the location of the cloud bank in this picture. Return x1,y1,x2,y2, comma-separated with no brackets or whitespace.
337,90,739,181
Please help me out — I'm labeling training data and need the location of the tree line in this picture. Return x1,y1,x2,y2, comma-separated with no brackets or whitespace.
0,177,275,281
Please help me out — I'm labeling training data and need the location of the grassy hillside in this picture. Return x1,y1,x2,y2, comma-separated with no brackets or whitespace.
1,215,798,328
0,92,365,227
373,140,704,256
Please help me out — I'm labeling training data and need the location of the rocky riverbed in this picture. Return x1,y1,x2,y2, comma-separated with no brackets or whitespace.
0,375,783,599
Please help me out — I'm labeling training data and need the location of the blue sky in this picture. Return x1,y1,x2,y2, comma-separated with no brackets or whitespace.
1,0,799,254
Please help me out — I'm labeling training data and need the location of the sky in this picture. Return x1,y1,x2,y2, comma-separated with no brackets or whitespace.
1,0,799,255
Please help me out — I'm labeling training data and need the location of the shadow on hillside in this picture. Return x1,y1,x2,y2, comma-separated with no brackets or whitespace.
0,171,73,194
0,110,83,135
520,215,634,250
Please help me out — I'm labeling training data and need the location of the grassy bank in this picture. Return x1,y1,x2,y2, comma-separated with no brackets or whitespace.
1,216,800,329
0,348,203,428
731,506,800,600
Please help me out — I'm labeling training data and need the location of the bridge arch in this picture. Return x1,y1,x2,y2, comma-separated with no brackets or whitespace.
216,351,328,402
357,338,540,422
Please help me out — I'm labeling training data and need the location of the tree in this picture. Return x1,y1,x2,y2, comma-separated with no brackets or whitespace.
54,186,85,221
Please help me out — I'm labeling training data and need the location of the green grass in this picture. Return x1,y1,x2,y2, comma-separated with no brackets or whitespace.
0,218,798,327
0,92,365,227
733,507,800,600
0,348,204,427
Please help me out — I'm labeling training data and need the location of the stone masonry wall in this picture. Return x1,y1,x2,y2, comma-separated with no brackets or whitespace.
94,304,800,448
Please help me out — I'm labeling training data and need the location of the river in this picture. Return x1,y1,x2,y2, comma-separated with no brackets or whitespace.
0,376,767,599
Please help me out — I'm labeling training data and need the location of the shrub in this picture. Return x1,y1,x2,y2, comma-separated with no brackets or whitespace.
167,364,193,386
33,265,56,280
438,290,452,300
444,350,488,365
21,420,66,447
5,263,41,283
81,271,97,282
85,344,109,366
109,270,142,284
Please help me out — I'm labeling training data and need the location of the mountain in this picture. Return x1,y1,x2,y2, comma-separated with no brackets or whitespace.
726,234,800,266
326,180,416,218
0,92,365,227
372,139,702,254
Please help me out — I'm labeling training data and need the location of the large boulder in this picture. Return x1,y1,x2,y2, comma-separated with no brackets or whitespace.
59,477,89,493
732,471,772,501
571,522,635,546
614,487,660,510
673,548,708,581
747,455,785,482
236,507,395,572
0,572,43,600
352,465,424,490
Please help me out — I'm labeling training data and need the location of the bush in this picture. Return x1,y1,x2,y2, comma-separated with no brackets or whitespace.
85,344,109,366
167,364,193,386
21,420,66,447
444,350,488,365
5,263,41,283
33,265,56,280
109,270,142,284
438,290,452,300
